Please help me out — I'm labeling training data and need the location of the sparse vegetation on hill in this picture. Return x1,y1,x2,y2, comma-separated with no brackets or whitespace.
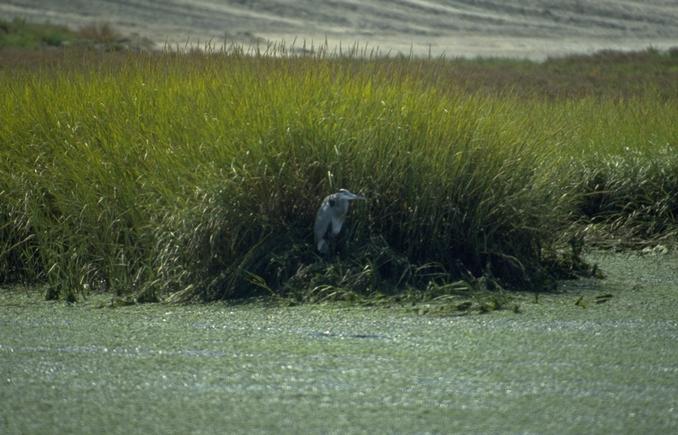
0,18,152,52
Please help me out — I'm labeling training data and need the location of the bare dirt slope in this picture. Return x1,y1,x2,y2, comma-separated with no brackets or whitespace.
2,1,678,58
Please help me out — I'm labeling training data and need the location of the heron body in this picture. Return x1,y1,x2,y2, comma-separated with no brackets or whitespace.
314,189,365,254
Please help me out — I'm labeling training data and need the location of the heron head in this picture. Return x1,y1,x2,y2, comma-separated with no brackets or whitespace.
336,188,366,201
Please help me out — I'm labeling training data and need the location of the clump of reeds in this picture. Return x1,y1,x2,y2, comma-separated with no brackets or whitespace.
1,48,676,302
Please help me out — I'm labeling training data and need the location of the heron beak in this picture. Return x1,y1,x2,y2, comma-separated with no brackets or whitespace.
347,192,366,201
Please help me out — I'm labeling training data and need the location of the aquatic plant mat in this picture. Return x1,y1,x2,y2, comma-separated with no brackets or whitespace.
1,251,677,433
1,47,677,302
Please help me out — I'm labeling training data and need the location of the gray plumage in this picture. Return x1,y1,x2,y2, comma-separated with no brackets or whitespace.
314,189,366,254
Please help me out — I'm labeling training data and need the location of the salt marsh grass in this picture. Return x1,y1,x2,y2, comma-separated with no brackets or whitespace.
1,48,676,301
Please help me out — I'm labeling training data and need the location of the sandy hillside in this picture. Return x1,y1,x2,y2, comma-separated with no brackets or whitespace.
2,0,678,59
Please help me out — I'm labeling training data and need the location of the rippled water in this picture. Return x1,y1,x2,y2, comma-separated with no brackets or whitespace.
1,252,677,433
3,1,678,58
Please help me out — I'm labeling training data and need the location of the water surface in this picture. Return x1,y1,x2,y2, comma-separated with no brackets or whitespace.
1,252,677,433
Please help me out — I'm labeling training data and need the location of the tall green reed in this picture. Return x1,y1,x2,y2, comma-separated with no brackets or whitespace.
1,50,675,300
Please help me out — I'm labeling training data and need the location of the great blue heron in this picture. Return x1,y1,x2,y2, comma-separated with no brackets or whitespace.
314,189,366,255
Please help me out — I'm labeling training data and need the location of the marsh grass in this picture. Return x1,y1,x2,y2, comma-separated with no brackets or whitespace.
1,48,676,302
